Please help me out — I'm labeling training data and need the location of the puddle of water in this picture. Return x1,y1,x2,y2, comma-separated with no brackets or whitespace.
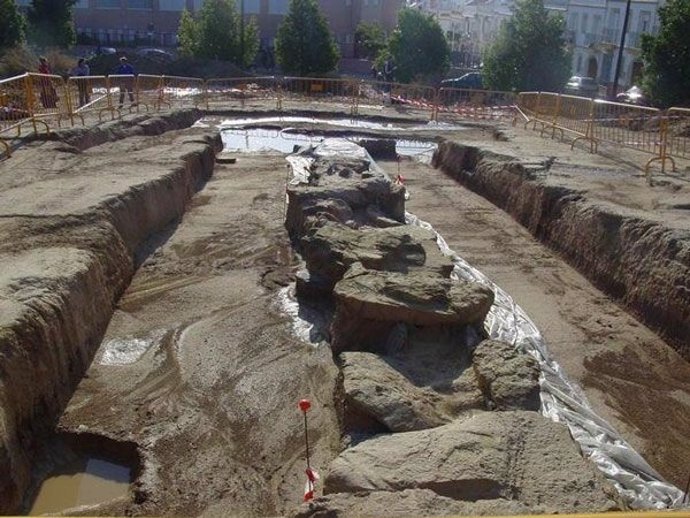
99,328,167,365
28,457,131,515
220,128,437,158
204,116,467,132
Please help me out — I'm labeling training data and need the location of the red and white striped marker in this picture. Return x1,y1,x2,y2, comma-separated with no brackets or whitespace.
299,399,319,502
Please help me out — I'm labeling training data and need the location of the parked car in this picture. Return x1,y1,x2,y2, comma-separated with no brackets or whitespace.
616,85,648,106
564,76,599,97
441,72,484,90
136,48,174,60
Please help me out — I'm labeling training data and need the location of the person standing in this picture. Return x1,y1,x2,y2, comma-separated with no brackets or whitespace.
114,56,136,108
37,56,58,109
71,58,91,107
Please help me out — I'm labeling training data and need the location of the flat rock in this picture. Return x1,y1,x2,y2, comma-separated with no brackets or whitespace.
293,490,540,518
472,339,541,411
324,411,618,513
340,351,448,432
301,222,454,291
335,263,492,326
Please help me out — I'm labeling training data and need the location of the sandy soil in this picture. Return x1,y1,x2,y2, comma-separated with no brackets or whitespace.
396,155,690,489
59,151,340,517
3,105,688,514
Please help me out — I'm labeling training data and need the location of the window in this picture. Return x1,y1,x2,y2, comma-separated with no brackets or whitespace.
159,0,185,10
126,0,152,9
95,0,120,9
581,13,588,33
74,0,88,9
268,0,287,14
576,54,582,73
237,0,259,14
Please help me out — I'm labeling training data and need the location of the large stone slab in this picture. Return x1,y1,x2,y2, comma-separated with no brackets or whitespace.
299,222,454,295
340,352,449,433
324,411,618,513
293,489,539,518
331,264,494,353
472,339,541,411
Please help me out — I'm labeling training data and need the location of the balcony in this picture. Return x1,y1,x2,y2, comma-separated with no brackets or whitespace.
583,32,600,46
602,27,619,44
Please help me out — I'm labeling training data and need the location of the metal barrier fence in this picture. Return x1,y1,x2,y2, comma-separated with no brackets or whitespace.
1,71,689,177
206,76,277,110
437,87,516,122
514,92,690,179
282,76,357,112
667,108,690,161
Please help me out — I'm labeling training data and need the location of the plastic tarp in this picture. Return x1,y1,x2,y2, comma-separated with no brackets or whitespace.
282,138,686,509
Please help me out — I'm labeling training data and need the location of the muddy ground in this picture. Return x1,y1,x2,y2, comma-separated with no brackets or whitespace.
2,107,689,515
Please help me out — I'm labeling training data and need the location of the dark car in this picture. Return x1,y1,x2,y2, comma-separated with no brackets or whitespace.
616,85,648,106
441,72,483,90
564,76,599,97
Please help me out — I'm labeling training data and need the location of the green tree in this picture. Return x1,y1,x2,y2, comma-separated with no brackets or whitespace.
641,0,690,107
386,8,450,83
177,8,199,58
355,21,386,59
27,0,76,48
483,0,570,92
176,0,258,66
275,0,339,76
0,0,26,50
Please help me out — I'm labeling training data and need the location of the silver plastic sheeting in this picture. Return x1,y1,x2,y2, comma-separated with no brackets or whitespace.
283,139,685,509
405,212,685,510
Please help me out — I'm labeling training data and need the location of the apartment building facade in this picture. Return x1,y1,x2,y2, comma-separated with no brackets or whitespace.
565,0,663,90
11,0,403,58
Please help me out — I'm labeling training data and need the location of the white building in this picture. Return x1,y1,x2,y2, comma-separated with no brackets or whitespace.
566,0,663,91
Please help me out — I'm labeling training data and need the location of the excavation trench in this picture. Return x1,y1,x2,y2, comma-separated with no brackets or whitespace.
1,111,688,516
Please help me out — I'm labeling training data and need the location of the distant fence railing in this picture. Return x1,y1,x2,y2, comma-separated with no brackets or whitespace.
1,73,688,182
515,91,688,182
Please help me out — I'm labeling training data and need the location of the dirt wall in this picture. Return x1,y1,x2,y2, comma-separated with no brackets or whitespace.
0,113,219,513
432,140,690,359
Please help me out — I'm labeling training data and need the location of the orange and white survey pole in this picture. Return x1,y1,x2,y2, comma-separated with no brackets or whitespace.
299,398,319,502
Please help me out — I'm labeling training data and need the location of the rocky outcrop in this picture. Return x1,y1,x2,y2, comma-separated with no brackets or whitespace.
340,352,449,432
284,140,406,240
323,411,617,514
299,222,454,296
472,340,541,411
331,264,494,353
0,120,218,513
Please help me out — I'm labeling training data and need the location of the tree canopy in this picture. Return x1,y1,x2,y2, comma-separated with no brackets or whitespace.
0,0,26,50
641,0,690,107
275,0,339,76
27,0,76,48
175,0,258,66
355,21,386,60
386,8,450,83
483,0,570,92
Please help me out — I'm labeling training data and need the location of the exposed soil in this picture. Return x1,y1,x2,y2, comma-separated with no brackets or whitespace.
1,107,689,515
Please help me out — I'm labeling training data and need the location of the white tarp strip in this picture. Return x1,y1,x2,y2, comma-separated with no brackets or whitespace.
284,138,685,509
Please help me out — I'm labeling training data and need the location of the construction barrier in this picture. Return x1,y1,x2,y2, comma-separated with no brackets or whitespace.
206,76,277,110
1,70,688,179
667,107,690,161
281,77,357,112
159,75,206,110
437,87,516,122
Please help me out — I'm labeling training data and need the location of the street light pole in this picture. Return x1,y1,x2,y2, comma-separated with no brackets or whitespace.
612,0,632,97
240,0,245,67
